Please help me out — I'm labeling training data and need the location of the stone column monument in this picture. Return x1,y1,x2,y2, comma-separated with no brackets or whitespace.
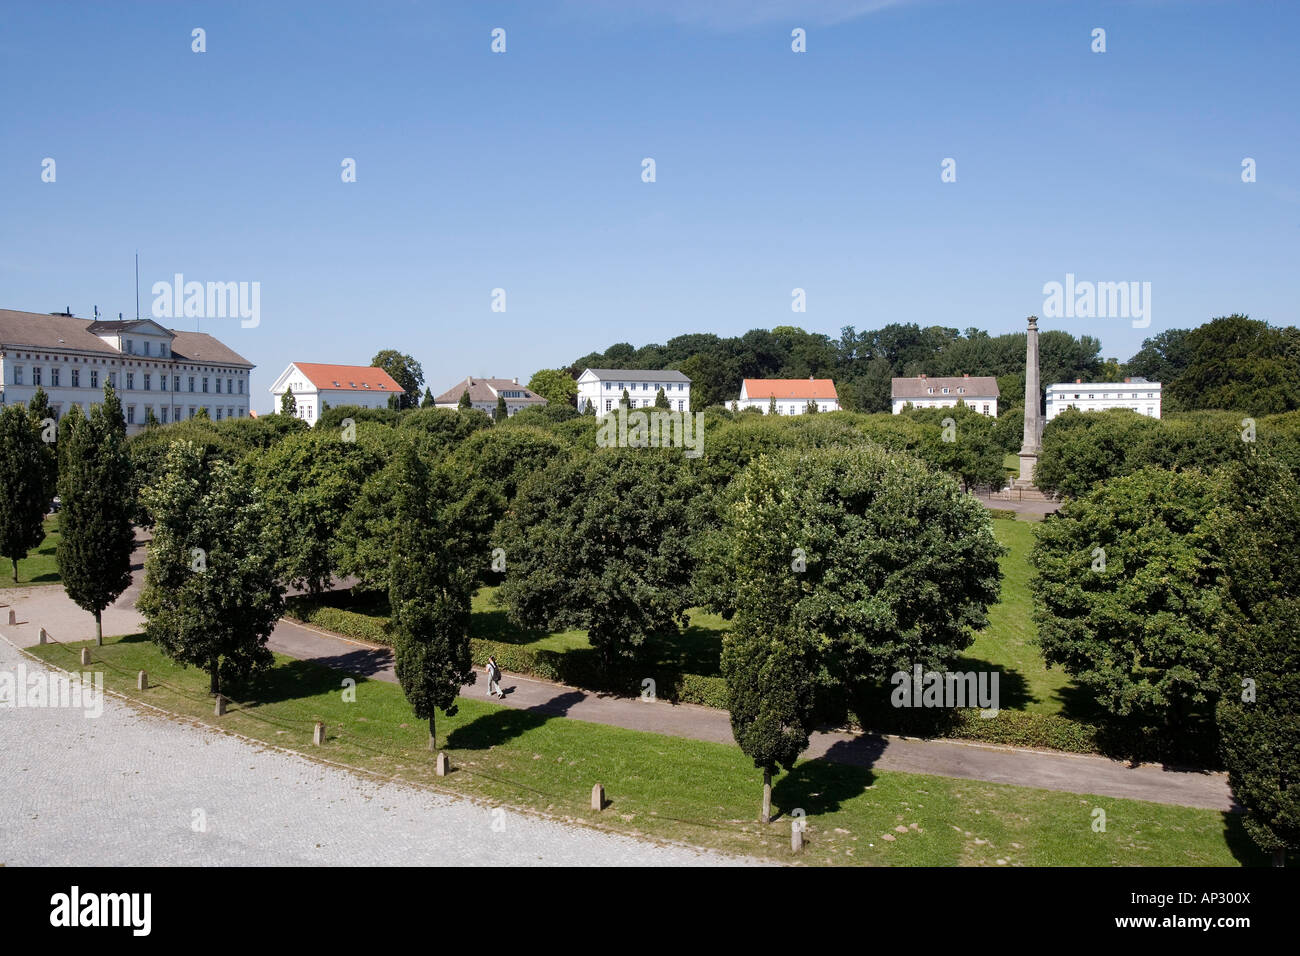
1016,315,1042,488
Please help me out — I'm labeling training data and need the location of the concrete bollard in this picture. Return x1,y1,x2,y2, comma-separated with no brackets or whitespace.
792,824,804,854
7,609,14,625
313,722,325,746
592,783,605,811
214,694,226,716
436,751,449,776
79,647,90,666
39,628,48,645
137,671,148,691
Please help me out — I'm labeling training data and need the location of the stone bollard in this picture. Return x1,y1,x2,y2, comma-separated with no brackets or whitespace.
137,671,148,691
214,695,226,716
313,722,325,746
592,783,605,811
792,823,804,854
39,628,48,645
436,752,449,776
79,647,90,666
7,608,14,625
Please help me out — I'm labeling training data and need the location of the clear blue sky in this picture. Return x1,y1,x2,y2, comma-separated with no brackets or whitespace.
2,0,1296,411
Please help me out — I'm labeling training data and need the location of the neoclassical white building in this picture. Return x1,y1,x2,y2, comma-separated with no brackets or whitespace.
1045,378,1162,420
736,378,840,414
269,362,405,424
577,368,691,416
0,307,253,433
891,374,999,417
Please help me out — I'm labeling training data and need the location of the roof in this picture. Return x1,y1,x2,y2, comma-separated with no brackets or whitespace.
287,363,404,393
0,308,252,366
891,375,1000,399
742,378,838,400
581,368,691,384
433,376,546,406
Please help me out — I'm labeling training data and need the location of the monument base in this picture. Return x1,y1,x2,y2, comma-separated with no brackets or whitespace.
1015,452,1038,489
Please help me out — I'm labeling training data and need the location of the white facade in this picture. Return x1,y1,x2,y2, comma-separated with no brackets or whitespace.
0,311,252,434
269,363,403,425
577,368,691,416
735,379,840,415
1045,379,1162,421
891,376,999,417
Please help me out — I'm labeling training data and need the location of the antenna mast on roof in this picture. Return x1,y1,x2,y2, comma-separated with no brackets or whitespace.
135,252,140,320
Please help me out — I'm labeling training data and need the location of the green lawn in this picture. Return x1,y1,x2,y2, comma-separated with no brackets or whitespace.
0,514,60,588
959,518,1074,715
26,634,1259,866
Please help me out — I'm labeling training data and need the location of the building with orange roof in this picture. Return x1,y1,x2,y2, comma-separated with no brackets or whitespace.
268,362,404,424
736,377,840,415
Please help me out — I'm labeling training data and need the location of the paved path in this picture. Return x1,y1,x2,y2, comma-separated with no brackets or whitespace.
1,581,1235,812
0,636,746,866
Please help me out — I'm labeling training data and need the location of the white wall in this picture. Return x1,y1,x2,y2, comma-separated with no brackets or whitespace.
577,377,691,416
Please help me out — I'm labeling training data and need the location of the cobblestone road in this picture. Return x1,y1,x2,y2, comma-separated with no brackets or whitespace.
0,639,746,866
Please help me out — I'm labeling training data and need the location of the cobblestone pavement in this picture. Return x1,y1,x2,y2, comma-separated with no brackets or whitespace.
0,639,749,866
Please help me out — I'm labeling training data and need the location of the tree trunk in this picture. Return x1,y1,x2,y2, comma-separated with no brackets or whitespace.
761,768,772,824
428,715,437,753
11,557,17,583
209,657,219,696
1273,848,1287,868
95,610,103,646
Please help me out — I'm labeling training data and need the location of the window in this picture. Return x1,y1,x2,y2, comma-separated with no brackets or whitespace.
216,407,223,421
227,378,233,394
215,378,221,394
126,373,134,390
160,343,168,357
942,387,949,394
160,407,168,424
189,407,196,419
605,399,612,411
202,377,209,393
926,387,933,394
108,371,117,388
13,366,22,385
238,378,244,394
124,339,133,355
189,376,195,392
143,341,151,356
33,367,42,386
51,368,60,387
143,374,151,391
126,406,135,425
71,369,80,387
677,400,684,411
983,404,990,415
174,376,181,391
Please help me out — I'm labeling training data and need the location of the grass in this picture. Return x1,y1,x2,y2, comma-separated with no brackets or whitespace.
25,634,1259,866
0,514,61,588
959,519,1074,715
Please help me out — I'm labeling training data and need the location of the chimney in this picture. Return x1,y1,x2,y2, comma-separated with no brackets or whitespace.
1076,378,1082,384
963,373,969,378
513,377,519,385
1123,377,1131,384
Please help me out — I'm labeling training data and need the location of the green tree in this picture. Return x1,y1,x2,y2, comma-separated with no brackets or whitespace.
55,387,134,645
1035,408,1161,498
768,395,777,415
0,406,50,581
195,406,210,421
1169,315,1300,415
655,388,670,409
138,442,284,695
457,389,472,411
494,394,508,423
804,398,819,414
1029,467,1223,733
25,388,58,523
527,369,578,408
421,387,435,408
498,449,697,670
620,388,631,409
371,349,425,410
1209,457,1300,865
280,388,297,417
388,445,477,751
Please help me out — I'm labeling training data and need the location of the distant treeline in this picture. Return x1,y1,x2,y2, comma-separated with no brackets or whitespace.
568,314,1300,418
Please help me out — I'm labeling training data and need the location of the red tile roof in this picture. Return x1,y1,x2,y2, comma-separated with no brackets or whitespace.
293,363,403,392
742,378,838,400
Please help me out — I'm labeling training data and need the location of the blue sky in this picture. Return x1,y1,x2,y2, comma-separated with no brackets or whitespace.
2,0,1296,411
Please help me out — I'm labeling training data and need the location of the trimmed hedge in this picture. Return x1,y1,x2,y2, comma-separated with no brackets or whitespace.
283,596,1214,765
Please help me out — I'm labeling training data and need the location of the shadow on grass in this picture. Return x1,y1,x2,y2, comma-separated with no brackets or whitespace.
772,756,876,822
950,657,1034,710
242,656,370,706
1222,811,1273,867
446,706,552,751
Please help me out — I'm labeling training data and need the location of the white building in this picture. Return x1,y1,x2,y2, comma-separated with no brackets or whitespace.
0,308,253,434
268,362,405,424
576,368,691,416
433,376,547,417
891,374,999,417
1045,377,1162,421
737,378,840,415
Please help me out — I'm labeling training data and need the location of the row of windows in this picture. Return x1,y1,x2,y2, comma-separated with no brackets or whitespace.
43,404,247,424
600,382,687,393
121,338,167,357
603,399,688,411
1051,392,1158,401
11,367,245,394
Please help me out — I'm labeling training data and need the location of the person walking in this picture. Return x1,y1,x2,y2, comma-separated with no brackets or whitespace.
486,655,504,698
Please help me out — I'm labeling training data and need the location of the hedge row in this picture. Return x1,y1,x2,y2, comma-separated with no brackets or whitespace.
283,597,1215,765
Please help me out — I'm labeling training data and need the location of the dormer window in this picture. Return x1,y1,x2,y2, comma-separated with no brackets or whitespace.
927,388,933,394
942,387,950,394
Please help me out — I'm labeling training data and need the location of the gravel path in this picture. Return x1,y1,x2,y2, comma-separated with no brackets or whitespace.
0,638,747,866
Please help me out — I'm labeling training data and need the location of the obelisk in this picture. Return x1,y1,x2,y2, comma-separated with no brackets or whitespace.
1016,315,1042,487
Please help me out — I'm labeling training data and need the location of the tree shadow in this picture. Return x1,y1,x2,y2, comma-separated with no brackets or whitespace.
772,754,876,822
1222,811,1273,867
446,706,552,751
242,656,365,705
950,657,1034,710
306,646,394,681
